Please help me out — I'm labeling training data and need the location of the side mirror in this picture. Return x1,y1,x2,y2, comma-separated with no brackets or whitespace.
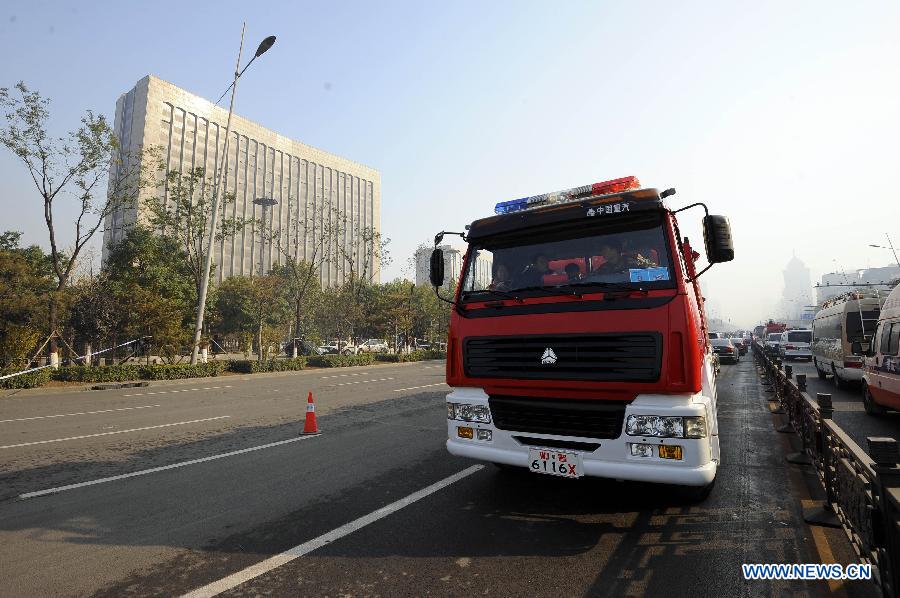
850,341,863,356
429,248,445,287
703,215,735,264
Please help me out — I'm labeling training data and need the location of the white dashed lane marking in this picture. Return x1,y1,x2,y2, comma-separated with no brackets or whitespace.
123,385,232,397
393,383,447,392
0,416,231,449
0,404,162,423
333,377,394,387
319,372,370,379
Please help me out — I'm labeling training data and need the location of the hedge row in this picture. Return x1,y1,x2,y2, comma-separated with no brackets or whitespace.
0,368,53,389
229,357,307,374
307,353,376,368
49,361,227,383
2,350,448,390
374,350,447,363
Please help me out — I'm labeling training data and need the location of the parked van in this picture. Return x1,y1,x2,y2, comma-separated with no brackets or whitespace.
779,329,812,361
812,292,885,388
861,284,900,415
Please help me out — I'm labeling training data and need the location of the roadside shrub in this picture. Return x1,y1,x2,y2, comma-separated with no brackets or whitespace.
307,353,375,368
0,367,52,389
51,361,226,382
52,364,144,382
139,361,227,380
374,350,447,363
228,358,306,374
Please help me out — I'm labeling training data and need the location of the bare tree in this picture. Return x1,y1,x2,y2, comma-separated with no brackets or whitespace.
0,82,143,361
270,198,338,342
144,165,252,305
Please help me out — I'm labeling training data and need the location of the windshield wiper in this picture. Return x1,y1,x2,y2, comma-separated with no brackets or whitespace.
514,285,583,298
462,289,522,302
569,281,648,295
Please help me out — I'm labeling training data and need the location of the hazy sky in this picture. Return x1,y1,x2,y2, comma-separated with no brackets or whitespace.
1,0,898,328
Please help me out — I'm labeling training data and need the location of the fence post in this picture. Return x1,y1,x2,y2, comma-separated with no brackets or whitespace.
802,400,840,528
796,373,807,392
868,437,900,597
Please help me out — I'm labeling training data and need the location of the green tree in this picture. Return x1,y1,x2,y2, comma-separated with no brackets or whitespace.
0,82,145,360
103,227,195,361
0,231,54,368
144,165,252,310
214,275,288,361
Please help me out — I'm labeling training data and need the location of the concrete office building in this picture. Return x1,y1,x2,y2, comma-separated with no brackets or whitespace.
815,264,900,305
414,245,493,290
102,75,381,286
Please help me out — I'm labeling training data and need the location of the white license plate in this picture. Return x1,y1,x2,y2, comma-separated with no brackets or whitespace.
528,448,582,478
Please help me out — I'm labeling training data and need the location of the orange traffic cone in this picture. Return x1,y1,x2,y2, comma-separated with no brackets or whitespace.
303,391,319,434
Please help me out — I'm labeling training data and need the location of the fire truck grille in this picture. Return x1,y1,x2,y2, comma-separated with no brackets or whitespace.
464,333,662,382
489,395,626,439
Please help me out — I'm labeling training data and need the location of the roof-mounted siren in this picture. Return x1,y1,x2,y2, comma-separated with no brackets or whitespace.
494,176,641,214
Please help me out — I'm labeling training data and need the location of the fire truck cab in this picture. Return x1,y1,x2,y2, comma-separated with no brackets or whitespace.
430,176,734,500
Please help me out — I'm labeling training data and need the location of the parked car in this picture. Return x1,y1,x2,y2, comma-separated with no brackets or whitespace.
357,339,388,353
778,329,812,361
318,344,340,355
711,338,740,364
283,339,325,356
708,332,721,339
860,284,900,415
413,339,433,351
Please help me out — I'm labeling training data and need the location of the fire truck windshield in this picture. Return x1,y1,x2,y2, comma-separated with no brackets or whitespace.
461,216,675,300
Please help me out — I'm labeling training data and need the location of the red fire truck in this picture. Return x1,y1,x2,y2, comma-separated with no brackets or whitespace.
429,176,734,500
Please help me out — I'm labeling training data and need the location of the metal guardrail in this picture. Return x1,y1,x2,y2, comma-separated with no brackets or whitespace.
753,341,900,596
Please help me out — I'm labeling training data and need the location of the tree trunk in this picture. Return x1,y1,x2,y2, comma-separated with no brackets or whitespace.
47,291,59,367
257,322,263,363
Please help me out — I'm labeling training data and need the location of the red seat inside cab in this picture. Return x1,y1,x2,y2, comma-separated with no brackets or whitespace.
543,258,586,285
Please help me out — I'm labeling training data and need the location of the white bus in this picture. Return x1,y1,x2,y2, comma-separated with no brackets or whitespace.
812,293,884,388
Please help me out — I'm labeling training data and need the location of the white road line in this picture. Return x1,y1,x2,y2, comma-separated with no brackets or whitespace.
393,383,447,392
181,465,484,598
0,404,162,423
0,416,231,449
124,385,231,398
19,433,321,499
334,377,395,387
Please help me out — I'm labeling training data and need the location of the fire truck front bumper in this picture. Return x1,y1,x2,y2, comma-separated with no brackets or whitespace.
445,387,718,487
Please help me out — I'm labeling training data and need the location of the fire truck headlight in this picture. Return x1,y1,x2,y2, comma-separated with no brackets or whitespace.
448,403,491,423
625,415,685,438
684,416,707,439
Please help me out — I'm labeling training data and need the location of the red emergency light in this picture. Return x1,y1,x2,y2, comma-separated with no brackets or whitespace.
494,176,641,214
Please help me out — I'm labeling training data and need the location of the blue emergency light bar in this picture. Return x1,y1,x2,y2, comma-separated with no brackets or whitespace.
494,176,641,215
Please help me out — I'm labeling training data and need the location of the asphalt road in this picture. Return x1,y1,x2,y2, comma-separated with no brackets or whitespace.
775,358,900,456
0,359,874,597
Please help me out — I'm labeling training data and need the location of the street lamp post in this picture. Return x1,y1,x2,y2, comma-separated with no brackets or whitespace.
190,26,276,365
253,197,278,276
